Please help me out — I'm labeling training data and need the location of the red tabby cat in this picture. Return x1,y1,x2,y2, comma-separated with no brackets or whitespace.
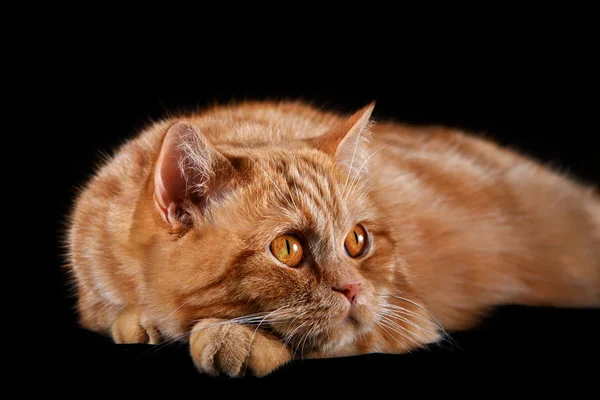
67,101,600,377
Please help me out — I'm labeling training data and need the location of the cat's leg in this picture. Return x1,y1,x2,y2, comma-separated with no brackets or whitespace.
189,319,292,377
110,305,161,344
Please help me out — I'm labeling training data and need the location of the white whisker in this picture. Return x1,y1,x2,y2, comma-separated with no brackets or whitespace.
375,320,411,353
385,296,446,333
379,309,439,340
248,157,295,210
383,295,458,349
345,142,392,200
295,321,317,360
378,315,424,349
343,131,363,196
282,319,310,357
380,303,440,327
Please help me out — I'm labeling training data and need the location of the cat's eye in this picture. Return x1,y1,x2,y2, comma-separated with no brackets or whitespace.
270,234,303,267
344,224,368,258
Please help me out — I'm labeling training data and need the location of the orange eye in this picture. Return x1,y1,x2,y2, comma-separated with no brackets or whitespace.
344,224,368,258
270,234,303,267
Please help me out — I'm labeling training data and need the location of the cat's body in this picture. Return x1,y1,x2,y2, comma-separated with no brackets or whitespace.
67,101,600,376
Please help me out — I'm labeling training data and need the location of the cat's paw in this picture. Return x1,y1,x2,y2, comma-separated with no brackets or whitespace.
111,305,161,344
189,318,291,377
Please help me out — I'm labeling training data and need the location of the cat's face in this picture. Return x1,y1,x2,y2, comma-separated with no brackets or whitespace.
143,108,434,355
148,149,401,353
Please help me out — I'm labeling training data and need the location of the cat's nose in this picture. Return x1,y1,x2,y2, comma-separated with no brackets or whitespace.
333,282,362,304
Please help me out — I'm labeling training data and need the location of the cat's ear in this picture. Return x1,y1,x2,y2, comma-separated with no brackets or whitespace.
153,121,235,227
308,102,375,173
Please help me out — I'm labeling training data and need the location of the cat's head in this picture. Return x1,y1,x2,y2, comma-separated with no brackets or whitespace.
140,103,440,355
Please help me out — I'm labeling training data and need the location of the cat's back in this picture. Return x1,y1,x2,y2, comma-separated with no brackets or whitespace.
213,101,525,168
366,120,556,229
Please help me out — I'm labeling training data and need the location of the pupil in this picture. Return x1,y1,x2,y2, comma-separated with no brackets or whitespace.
286,239,290,255
353,230,359,245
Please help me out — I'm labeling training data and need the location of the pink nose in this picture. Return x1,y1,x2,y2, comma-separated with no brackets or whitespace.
333,282,362,304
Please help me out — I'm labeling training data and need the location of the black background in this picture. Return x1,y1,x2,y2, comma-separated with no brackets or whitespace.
46,20,599,397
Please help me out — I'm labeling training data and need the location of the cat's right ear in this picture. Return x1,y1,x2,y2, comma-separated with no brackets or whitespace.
307,102,375,174
153,121,235,227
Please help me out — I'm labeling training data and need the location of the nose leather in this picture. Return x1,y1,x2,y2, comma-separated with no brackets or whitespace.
333,282,362,304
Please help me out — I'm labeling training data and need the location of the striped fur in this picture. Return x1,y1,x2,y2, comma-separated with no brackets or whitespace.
66,101,600,377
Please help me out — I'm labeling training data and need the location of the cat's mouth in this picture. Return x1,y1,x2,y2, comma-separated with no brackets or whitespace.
303,304,377,352
347,303,378,333
264,301,372,355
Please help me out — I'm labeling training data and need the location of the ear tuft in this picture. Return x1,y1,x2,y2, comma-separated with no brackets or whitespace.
153,121,234,227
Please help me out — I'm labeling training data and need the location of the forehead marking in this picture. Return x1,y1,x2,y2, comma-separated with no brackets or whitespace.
282,160,349,240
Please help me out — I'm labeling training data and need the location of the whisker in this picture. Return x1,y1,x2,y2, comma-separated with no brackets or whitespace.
149,298,313,356
374,320,411,353
384,310,456,352
383,295,459,349
248,157,295,210
379,309,440,341
344,142,392,200
242,304,297,374
379,303,441,328
144,306,304,355
157,298,196,323
299,323,317,360
281,311,309,345
360,331,368,347
281,319,310,358
361,181,387,199
287,152,301,210
342,129,363,196
378,315,424,349
384,296,447,334
343,172,377,203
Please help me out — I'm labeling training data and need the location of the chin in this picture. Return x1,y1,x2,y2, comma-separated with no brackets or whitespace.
351,303,378,331
312,305,377,354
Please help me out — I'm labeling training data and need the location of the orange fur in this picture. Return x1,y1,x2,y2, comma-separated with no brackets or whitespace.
66,101,600,377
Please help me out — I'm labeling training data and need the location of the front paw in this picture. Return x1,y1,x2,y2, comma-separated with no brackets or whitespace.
111,305,161,344
189,318,291,377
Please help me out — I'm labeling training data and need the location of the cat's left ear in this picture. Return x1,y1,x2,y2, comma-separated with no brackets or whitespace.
308,102,375,174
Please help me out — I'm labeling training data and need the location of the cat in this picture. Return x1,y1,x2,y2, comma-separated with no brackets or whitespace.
66,100,600,377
